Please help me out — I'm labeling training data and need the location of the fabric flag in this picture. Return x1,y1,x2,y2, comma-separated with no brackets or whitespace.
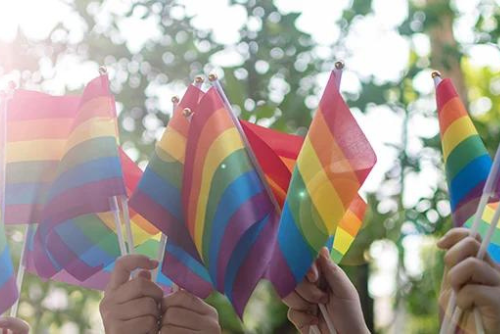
182,87,280,315
267,71,376,298
26,150,170,290
33,74,127,280
0,219,18,314
436,78,496,226
4,91,79,225
129,84,213,298
436,78,500,263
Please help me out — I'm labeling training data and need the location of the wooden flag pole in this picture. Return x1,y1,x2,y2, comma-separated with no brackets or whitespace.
434,70,492,334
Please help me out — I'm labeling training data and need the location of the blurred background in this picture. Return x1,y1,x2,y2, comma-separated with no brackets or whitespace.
1,0,500,332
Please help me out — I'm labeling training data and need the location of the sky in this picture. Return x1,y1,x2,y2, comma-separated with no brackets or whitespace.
1,0,499,330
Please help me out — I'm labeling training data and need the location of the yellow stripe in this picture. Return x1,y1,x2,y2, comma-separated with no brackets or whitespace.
194,128,244,255
333,227,354,255
297,137,345,235
156,127,187,163
442,116,477,162
480,205,500,231
6,139,66,162
64,117,118,153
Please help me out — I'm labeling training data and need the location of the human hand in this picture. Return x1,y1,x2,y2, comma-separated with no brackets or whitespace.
160,290,220,334
99,255,163,334
438,228,500,333
0,317,29,334
283,247,369,334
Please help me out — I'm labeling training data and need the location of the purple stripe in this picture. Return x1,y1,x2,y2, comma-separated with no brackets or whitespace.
163,253,212,298
215,192,273,291
0,275,18,314
452,182,485,226
230,213,279,316
5,203,44,225
265,245,298,298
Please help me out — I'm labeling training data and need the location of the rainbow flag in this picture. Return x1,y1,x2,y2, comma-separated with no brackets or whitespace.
0,220,18,314
129,84,213,298
267,71,376,297
436,78,500,263
241,121,368,263
183,87,280,315
33,74,127,279
4,91,79,225
436,78,495,226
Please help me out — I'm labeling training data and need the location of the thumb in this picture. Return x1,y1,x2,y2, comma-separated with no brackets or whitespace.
317,247,357,300
108,255,158,290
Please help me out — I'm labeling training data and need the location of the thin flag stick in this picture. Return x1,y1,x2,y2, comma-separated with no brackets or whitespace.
1,82,27,318
153,95,180,282
111,196,127,256
120,197,135,255
434,70,494,334
310,61,346,334
208,74,282,215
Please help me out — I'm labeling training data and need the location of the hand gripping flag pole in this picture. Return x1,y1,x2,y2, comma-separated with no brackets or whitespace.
433,71,490,334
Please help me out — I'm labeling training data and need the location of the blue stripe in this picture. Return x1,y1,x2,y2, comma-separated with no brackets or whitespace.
278,202,316,283
224,214,269,302
5,182,49,205
47,156,123,201
0,247,15,286
325,235,334,250
450,155,491,210
488,242,500,264
166,242,212,283
137,168,183,221
208,170,264,284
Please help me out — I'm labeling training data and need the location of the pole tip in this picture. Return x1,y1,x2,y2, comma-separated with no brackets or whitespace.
171,95,180,104
183,108,193,118
335,60,345,70
431,71,441,79
208,73,218,82
194,76,204,84
99,66,108,76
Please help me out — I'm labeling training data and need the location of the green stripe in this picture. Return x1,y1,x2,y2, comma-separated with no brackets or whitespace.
73,215,113,245
135,239,159,258
465,218,500,245
331,249,343,264
57,137,119,175
287,169,329,253
148,150,183,190
202,149,253,265
446,135,488,181
6,161,59,183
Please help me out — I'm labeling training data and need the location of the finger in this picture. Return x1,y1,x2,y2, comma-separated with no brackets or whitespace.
112,297,160,320
295,279,328,304
160,326,198,334
317,247,358,299
448,258,500,291
437,228,481,250
444,237,495,269
456,284,500,311
138,270,152,280
0,317,30,334
108,255,158,290
162,290,216,317
162,306,219,331
287,309,319,334
119,315,158,334
282,291,317,312
306,261,319,283
114,277,164,304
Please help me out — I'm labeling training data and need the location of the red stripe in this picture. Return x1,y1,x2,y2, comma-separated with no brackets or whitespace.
8,92,79,121
436,78,459,112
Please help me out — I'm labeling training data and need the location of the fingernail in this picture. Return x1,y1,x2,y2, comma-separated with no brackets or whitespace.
150,260,159,268
320,247,330,259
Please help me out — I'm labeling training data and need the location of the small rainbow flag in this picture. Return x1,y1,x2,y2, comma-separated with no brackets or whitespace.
436,78,495,226
33,74,127,279
267,71,376,297
4,91,79,225
129,84,213,298
183,87,280,315
241,120,368,263
0,220,18,314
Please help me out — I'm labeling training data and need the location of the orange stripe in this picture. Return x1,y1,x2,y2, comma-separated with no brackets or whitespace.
438,97,468,137
168,109,190,138
307,108,359,207
186,107,234,235
72,96,115,128
266,176,286,207
337,196,366,236
8,119,74,142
